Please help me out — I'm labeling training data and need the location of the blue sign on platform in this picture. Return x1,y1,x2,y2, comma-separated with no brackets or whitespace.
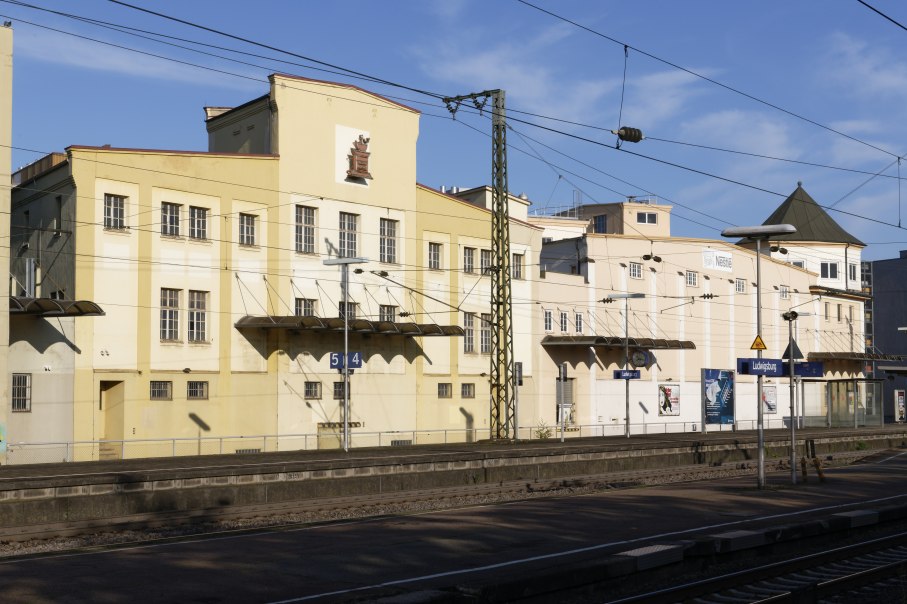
782,361,824,378
329,352,363,369
614,369,641,379
736,357,784,377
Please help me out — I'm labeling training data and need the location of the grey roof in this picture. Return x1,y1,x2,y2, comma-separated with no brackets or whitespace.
755,185,864,246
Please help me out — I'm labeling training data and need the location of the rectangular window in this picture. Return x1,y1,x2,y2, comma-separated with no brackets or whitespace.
295,298,316,317
296,206,316,254
780,285,790,300
825,302,830,320
438,383,452,398
821,261,838,279
575,313,584,334
461,383,475,398
188,290,207,342
463,247,475,273
735,278,746,293
339,302,357,320
379,305,396,322
239,213,256,246
512,254,523,280
837,303,842,322
379,218,397,263
104,194,126,229
189,206,208,240
480,313,492,353
150,381,173,401
791,259,805,269
333,382,347,400
161,202,180,236
848,263,857,282
544,309,552,332
636,212,657,224
187,381,209,400
304,382,322,399
428,242,442,270
464,312,475,352
480,249,493,275
560,311,568,332
629,262,643,280
686,271,699,287
11,373,31,412
160,288,180,341
339,212,358,257
593,214,607,234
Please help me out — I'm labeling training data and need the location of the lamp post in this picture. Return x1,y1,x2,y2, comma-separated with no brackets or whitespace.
722,224,796,489
782,310,811,484
604,293,645,438
323,256,368,452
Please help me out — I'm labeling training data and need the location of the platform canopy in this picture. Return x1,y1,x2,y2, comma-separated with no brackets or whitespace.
234,315,464,337
541,335,696,350
10,296,105,317
808,352,905,362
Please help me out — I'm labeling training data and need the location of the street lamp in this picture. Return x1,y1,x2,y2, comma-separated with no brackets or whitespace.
782,310,812,485
604,292,645,438
722,224,796,489
323,256,368,452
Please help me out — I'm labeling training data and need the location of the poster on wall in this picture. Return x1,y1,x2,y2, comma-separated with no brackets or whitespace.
896,390,906,423
703,368,735,424
762,385,777,414
658,383,680,416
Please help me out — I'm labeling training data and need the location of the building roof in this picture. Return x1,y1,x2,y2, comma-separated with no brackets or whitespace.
755,184,864,246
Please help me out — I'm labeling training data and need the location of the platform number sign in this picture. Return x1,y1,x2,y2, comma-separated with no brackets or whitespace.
330,352,363,369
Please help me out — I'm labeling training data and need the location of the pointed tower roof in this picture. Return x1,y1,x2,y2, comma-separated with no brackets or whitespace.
758,183,864,246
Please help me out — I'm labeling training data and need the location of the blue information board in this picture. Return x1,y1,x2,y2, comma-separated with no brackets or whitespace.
329,352,363,369
614,369,641,379
736,357,784,377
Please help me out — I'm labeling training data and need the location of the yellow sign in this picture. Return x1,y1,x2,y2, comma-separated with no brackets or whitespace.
750,335,767,351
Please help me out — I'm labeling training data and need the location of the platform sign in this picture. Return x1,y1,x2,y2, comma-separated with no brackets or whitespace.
736,357,783,377
329,352,363,369
614,369,641,379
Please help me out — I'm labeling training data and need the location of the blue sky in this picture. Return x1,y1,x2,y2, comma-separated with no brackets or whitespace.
4,0,907,260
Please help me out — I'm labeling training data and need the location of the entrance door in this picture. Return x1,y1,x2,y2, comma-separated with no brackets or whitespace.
99,381,125,459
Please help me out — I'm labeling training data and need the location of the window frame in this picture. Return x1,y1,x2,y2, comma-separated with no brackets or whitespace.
295,298,316,317
629,262,643,280
150,381,173,401
103,193,126,230
735,278,746,294
11,373,31,412
544,309,553,332
304,381,322,399
560,311,568,333
339,212,358,258
463,247,475,273
780,285,790,300
512,253,523,280
686,270,699,287
238,213,256,246
438,383,453,399
464,312,475,353
188,290,207,342
379,305,396,322
296,205,316,254
428,242,442,270
575,312,584,334
187,381,209,400
480,249,492,275
480,313,492,354
821,261,839,280
160,288,180,341
189,206,208,240
379,218,397,263
333,382,347,400
593,214,607,234
161,202,181,237
339,301,358,320
461,383,475,399
636,212,657,224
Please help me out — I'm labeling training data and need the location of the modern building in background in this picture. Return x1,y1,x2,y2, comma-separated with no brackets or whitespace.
864,253,907,422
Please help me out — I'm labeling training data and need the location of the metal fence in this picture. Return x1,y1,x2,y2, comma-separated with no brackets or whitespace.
2,416,842,465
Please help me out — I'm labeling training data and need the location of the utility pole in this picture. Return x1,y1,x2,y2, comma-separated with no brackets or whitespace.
444,90,514,439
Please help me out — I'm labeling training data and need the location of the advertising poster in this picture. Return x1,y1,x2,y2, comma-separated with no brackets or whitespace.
896,390,906,423
762,385,777,414
658,383,680,416
703,369,735,424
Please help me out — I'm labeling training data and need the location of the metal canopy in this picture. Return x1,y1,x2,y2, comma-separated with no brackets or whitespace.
234,315,464,337
809,352,905,362
540,335,696,350
10,296,105,317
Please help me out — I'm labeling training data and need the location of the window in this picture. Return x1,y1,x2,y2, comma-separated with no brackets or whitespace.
104,194,126,229
686,271,699,287
820,261,838,279
161,202,180,236
791,259,805,269
295,298,316,317
54,195,62,233
480,249,493,275
463,247,476,273
189,206,207,240
825,302,830,320
629,262,643,280
296,206,316,254
11,373,31,412
780,285,790,299
593,214,607,234
544,309,552,332
837,303,842,322
464,312,475,352
187,381,209,400
480,313,492,353
560,311,568,333
188,290,207,342
379,305,396,322
239,213,256,246
461,383,475,398
150,381,173,400
333,382,347,400
379,218,397,263
637,212,657,224
575,313,584,334
304,382,322,399
339,212,358,257
438,383,452,398
160,288,180,341
339,302,357,320
428,242,442,270
735,278,746,293
512,254,523,280
848,263,857,283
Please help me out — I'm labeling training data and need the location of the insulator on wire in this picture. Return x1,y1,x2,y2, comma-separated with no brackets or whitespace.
613,127,644,143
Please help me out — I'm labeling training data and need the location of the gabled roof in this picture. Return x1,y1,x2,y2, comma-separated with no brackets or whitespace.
757,184,864,246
